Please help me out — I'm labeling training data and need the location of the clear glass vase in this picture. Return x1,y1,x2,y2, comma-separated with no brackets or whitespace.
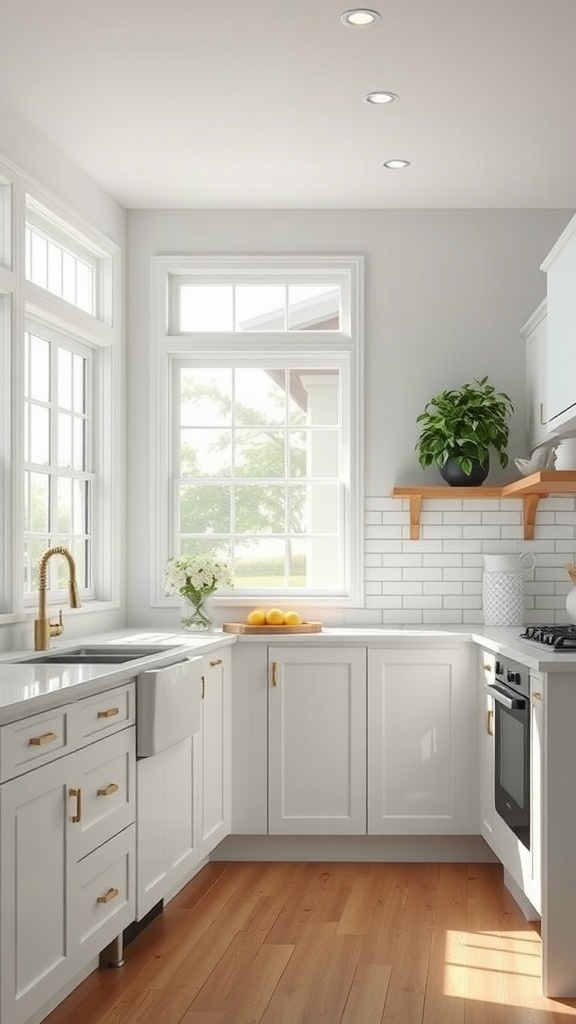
180,592,214,631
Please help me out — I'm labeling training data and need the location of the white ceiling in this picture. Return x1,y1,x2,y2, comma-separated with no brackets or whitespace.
1,0,576,209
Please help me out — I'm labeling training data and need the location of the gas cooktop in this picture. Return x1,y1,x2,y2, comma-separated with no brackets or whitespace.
519,625,576,650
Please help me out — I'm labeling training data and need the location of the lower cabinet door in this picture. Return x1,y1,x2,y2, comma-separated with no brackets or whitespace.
367,646,477,835
198,651,232,860
268,646,367,835
0,755,73,1024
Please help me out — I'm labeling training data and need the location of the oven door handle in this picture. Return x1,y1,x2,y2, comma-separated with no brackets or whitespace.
487,683,527,710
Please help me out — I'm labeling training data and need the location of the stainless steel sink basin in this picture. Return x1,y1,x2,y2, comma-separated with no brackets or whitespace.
13,645,182,665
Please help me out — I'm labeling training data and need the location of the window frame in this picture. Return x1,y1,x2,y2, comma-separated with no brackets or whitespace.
151,255,364,608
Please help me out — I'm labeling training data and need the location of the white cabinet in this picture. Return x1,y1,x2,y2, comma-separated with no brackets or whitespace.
0,704,136,1024
367,645,477,834
541,214,576,431
268,646,367,835
197,648,232,859
521,299,549,448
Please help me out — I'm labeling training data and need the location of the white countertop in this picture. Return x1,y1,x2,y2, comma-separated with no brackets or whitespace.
0,623,574,725
0,628,235,724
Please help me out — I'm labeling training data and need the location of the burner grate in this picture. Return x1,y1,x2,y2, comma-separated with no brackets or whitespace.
520,625,576,649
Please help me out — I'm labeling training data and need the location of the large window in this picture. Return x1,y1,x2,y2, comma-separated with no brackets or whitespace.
153,256,363,604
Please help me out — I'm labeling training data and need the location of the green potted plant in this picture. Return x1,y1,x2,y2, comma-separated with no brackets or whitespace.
415,376,514,486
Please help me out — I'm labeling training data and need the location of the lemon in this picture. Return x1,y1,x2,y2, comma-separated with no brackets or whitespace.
247,608,266,626
265,608,285,625
283,610,302,626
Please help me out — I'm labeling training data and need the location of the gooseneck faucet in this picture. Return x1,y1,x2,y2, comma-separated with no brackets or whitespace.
34,545,82,651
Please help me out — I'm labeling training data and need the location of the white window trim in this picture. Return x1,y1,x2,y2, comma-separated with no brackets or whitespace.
0,153,122,622
150,254,364,609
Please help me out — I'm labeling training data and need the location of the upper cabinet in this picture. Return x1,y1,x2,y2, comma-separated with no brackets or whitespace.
521,299,548,450
541,213,576,432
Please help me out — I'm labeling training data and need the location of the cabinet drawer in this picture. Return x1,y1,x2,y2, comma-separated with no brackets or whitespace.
73,683,135,743
72,824,135,963
0,706,71,781
68,729,136,861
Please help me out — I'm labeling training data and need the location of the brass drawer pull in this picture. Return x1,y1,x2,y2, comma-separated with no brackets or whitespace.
486,710,494,736
97,782,119,797
532,691,542,701
29,731,58,747
271,661,278,687
69,787,82,823
210,658,223,667
97,887,119,905
97,707,120,719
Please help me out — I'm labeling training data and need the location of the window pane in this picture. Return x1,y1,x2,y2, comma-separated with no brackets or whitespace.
288,430,307,478
76,260,93,313
58,348,73,410
71,537,88,589
290,370,340,425
233,537,287,588
29,406,50,464
234,484,286,533
58,477,72,532
62,250,76,305
58,413,73,468
308,430,340,478
180,368,232,427
73,417,85,471
290,482,340,534
47,242,63,295
73,479,88,533
27,473,49,532
73,354,85,413
179,483,230,533
179,285,233,331
24,537,50,593
288,285,340,330
235,368,286,426
287,539,308,587
28,334,50,401
179,537,230,561
236,285,285,331
234,430,285,478
180,428,231,478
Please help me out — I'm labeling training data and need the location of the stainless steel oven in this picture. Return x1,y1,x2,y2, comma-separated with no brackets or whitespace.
487,657,531,850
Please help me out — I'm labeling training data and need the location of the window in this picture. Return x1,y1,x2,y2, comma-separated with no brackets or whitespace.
0,154,121,618
23,328,94,597
153,256,363,604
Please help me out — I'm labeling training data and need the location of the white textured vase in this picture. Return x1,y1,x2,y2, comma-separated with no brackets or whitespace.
482,570,524,626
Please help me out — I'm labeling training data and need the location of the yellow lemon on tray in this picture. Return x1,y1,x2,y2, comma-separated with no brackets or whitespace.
246,608,266,626
265,608,285,625
283,610,302,626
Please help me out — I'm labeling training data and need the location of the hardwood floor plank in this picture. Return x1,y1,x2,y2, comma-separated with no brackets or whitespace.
380,864,440,1024
212,944,295,1024
422,862,468,1024
340,963,392,1024
191,895,286,1010
260,921,343,1023
266,863,343,944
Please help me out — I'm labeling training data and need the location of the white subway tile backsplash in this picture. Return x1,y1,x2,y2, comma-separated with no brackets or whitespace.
423,553,462,566
403,595,443,609
363,495,576,627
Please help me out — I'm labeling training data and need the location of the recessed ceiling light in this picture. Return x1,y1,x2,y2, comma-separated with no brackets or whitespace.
365,91,397,105
383,159,411,169
340,9,381,26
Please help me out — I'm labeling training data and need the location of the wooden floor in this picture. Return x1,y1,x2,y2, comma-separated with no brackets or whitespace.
45,861,576,1024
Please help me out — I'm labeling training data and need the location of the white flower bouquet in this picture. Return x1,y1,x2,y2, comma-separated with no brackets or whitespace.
164,553,233,602
164,553,233,631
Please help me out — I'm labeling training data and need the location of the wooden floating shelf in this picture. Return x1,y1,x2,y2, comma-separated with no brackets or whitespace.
392,470,576,540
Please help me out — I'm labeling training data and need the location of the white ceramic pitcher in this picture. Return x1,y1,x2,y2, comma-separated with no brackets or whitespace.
482,552,536,626
483,552,536,575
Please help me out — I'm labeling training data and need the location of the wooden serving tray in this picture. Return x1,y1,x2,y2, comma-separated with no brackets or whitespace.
222,621,322,634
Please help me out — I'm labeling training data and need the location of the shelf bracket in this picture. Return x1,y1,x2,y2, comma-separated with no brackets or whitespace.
408,494,423,540
522,494,541,541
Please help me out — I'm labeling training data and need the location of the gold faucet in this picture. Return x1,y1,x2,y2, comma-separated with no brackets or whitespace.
34,546,82,650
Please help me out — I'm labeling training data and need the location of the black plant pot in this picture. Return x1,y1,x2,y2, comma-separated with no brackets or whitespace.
440,455,489,487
